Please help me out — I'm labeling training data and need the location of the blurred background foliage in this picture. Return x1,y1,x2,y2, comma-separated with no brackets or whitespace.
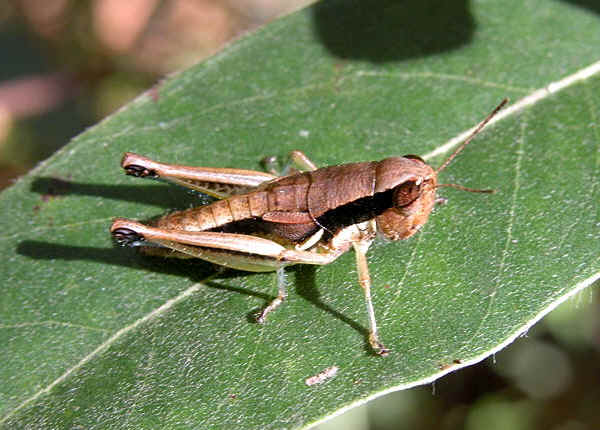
0,0,307,188
0,1,598,429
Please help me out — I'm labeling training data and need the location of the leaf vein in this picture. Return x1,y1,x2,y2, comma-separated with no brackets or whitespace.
0,281,209,424
458,116,526,353
0,320,110,333
355,70,532,93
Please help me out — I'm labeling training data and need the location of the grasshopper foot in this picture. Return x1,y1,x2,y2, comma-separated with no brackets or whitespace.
257,267,288,324
369,332,390,357
260,155,280,176
256,295,285,324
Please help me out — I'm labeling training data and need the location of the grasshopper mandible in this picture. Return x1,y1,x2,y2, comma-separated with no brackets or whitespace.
111,99,507,356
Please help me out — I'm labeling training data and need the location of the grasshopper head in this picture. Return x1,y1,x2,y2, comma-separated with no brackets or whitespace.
375,99,506,240
375,156,437,241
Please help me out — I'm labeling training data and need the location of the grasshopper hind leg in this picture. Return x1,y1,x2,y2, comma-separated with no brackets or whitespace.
112,227,146,247
120,152,276,199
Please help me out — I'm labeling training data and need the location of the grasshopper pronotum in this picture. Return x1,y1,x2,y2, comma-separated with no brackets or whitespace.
111,100,507,356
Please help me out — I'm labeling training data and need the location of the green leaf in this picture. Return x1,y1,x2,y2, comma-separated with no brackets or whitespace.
1,0,599,428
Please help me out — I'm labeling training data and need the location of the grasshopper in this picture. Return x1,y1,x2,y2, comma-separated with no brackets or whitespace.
111,99,507,356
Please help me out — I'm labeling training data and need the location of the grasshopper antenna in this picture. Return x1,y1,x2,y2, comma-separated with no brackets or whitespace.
436,183,496,193
436,98,508,175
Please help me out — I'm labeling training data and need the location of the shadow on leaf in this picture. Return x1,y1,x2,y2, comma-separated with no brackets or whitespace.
312,0,474,63
16,240,370,350
16,240,215,279
291,265,375,355
30,177,210,209
562,0,600,14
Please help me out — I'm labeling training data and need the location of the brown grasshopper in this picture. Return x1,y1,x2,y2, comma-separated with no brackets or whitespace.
111,99,507,356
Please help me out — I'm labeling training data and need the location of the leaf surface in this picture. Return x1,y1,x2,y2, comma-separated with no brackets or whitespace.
1,0,599,428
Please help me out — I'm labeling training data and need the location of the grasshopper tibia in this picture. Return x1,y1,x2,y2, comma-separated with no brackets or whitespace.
353,241,389,356
257,267,288,324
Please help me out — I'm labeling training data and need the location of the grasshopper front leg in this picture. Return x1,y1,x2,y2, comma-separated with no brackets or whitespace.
352,241,390,356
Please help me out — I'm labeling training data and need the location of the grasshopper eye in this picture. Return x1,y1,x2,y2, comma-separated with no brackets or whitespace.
403,154,425,163
393,180,422,207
